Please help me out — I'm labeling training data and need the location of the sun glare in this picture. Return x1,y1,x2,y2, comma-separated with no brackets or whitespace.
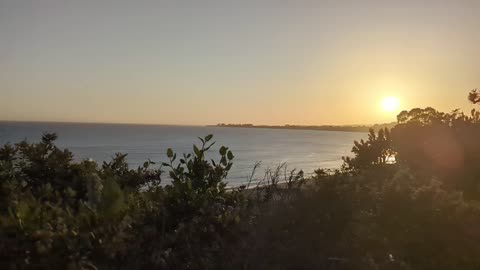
381,97,400,112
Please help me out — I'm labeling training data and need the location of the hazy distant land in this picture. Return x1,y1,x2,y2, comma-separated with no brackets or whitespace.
210,123,397,132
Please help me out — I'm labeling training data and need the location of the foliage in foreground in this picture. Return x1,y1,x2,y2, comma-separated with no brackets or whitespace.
0,134,248,269
1,89,480,269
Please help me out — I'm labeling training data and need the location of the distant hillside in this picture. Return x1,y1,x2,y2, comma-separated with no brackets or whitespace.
209,122,397,133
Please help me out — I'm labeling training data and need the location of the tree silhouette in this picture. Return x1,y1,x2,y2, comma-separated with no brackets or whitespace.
469,89,480,104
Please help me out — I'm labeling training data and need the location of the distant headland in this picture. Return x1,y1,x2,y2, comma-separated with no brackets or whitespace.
208,123,397,133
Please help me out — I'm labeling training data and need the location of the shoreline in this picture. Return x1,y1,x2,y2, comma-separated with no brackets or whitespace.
208,123,396,133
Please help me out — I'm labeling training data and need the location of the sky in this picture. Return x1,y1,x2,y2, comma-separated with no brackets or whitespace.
1,0,479,125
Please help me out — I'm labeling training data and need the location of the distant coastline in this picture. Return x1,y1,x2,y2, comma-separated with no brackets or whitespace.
209,123,397,133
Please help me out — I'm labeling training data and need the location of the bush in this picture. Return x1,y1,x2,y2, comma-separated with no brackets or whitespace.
0,134,249,269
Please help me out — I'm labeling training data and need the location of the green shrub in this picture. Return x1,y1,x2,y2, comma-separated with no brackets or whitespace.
0,134,248,269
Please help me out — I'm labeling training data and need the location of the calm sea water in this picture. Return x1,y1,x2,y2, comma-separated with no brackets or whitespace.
0,122,365,185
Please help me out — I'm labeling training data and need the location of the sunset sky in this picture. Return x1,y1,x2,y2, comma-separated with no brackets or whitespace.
1,1,479,125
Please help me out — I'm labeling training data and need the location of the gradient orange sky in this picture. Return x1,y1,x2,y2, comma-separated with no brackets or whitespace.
1,1,479,125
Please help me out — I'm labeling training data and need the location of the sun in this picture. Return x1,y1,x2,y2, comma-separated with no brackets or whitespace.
381,97,400,112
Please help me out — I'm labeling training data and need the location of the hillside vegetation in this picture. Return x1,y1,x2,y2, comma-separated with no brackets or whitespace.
1,90,480,269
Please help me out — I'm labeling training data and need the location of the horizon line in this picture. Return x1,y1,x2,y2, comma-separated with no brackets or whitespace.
0,119,395,127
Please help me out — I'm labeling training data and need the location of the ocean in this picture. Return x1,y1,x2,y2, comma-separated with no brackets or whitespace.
0,122,366,186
